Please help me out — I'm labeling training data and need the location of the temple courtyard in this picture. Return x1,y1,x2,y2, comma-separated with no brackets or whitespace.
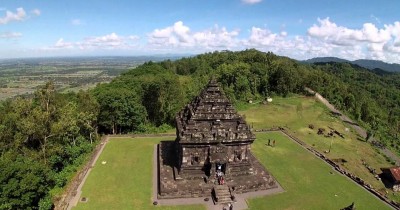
73,132,391,210
72,89,395,210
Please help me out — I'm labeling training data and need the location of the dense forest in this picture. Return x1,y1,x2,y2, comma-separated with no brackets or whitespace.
1,49,400,209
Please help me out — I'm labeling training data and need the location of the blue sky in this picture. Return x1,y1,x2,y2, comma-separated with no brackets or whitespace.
1,0,399,63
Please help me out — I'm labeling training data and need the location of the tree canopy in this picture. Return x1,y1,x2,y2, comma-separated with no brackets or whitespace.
1,49,400,208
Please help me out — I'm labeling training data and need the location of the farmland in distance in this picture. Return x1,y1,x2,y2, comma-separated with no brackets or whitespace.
0,56,174,100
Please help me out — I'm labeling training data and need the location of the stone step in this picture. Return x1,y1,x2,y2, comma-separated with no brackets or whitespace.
215,189,231,195
213,185,233,204
218,197,232,203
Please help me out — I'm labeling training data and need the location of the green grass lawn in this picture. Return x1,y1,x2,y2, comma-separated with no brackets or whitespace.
248,132,391,210
73,96,397,209
74,134,391,210
240,96,396,199
73,137,205,210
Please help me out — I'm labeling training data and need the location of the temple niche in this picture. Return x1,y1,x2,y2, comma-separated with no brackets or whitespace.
158,79,277,203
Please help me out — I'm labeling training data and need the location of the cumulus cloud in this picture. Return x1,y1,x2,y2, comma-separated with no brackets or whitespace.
47,33,140,50
148,21,240,50
241,0,262,4
0,32,22,39
83,33,125,48
0,8,27,24
307,17,400,61
308,17,391,45
43,18,400,63
54,38,74,49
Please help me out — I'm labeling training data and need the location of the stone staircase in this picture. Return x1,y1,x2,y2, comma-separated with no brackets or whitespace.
179,165,206,179
228,162,253,176
213,185,232,204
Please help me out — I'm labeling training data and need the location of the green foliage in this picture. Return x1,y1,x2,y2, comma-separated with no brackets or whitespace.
92,49,400,151
93,85,147,134
38,195,53,210
2,49,400,208
308,62,400,147
136,123,173,134
0,83,99,209
0,154,53,210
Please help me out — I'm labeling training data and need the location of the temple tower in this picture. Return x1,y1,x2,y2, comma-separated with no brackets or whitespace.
175,79,255,179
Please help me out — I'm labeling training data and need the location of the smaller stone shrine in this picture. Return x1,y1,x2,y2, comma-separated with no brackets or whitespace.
158,79,278,203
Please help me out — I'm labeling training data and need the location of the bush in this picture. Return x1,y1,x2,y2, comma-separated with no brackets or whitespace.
136,123,173,134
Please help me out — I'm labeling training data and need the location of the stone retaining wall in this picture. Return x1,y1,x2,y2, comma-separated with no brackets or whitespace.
54,135,108,210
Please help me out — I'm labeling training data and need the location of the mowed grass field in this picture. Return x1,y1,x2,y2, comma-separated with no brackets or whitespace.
240,96,397,199
249,132,391,210
73,137,205,210
74,134,391,209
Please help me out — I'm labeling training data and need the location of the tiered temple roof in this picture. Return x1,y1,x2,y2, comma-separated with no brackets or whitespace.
176,79,255,144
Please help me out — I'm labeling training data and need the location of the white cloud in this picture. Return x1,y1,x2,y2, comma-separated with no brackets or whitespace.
306,17,400,62
246,27,279,46
83,33,124,48
241,0,262,4
308,17,391,45
54,38,74,49
47,33,140,50
71,19,83,26
0,32,22,39
31,9,41,16
148,21,240,50
0,8,27,24
192,25,239,48
41,19,400,63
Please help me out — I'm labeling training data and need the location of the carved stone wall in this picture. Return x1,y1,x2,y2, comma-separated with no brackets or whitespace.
175,79,256,178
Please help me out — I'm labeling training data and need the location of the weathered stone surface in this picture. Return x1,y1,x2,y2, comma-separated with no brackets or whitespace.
158,79,277,200
175,79,256,177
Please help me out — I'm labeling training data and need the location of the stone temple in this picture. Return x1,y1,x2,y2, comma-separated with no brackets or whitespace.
158,79,277,203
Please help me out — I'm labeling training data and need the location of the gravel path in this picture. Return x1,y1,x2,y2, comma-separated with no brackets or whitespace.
309,88,400,165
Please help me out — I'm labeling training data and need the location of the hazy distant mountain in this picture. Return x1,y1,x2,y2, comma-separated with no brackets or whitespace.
303,57,349,64
303,57,400,72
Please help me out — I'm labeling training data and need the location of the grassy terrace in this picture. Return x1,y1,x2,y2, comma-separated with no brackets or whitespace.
74,137,204,210
73,96,396,209
239,96,398,201
74,134,391,209
249,132,390,210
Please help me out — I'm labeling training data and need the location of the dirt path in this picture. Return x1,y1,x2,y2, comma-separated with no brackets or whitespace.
307,88,400,165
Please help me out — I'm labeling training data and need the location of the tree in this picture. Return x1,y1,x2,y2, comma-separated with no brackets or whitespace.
95,86,147,134
0,154,52,210
30,82,58,164
77,91,100,144
141,75,185,125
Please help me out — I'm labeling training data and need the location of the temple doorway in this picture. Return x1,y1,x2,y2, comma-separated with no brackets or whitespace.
216,162,226,174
